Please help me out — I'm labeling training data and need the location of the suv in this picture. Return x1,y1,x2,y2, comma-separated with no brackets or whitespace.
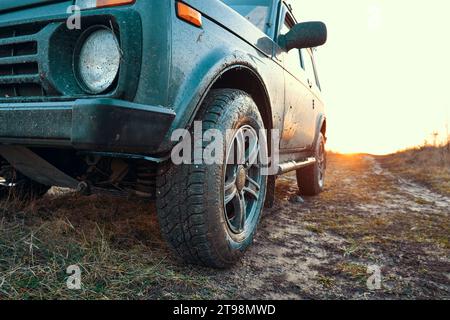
0,0,327,268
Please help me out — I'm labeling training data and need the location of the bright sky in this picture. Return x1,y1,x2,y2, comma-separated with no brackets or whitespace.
294,0,450,154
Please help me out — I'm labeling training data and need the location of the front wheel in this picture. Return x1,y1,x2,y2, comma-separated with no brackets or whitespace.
156,89,267,268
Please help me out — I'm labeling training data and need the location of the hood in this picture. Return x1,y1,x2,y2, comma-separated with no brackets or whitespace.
0,0,68,14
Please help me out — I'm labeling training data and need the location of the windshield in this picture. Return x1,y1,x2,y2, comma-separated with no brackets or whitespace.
222,0,272,32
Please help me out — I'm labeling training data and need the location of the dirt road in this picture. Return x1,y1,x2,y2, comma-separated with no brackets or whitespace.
219,154,449,299
0,153,449,299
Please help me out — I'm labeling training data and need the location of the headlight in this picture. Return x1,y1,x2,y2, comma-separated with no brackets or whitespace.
76,28,121,94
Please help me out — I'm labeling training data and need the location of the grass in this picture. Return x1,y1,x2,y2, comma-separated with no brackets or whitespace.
0,151,448,300
309,151,450,251
0,194,216,300
336,262,367,280
315,275,335,288
379,144,450,196
302,209,450,252
301,153,450,298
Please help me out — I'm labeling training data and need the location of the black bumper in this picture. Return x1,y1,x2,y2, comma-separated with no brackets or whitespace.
0,99,176,154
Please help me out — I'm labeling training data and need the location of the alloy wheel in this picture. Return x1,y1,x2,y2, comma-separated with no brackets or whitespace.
223,125,263,234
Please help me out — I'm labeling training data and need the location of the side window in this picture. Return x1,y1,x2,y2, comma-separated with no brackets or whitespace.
280,17,302,74
301,49,321,89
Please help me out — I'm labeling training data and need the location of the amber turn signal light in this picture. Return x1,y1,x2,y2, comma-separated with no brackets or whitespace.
96,0,135,9
176,2,203,28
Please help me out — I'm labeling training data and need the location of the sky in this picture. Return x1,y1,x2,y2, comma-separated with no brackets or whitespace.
293,0,450,154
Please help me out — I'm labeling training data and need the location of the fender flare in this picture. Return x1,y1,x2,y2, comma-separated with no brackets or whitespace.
184,50,272,129
159,49,273,152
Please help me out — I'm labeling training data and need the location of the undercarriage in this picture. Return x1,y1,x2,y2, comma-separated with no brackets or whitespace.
0,147,159,200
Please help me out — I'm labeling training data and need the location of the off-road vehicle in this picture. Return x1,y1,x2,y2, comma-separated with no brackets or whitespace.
0,0,327,268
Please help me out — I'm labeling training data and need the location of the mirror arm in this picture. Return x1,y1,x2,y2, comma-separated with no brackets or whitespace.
278,35,289,52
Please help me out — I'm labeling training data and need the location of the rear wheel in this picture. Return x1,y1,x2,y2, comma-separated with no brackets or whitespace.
296,133,326,196
0,161,50,201
156,89,267,268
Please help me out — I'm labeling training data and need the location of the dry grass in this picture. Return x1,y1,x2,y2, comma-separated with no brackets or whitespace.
379,145,450,196
0,152,448,300
0,194,216,300
295,153,449,299
303,153,450,251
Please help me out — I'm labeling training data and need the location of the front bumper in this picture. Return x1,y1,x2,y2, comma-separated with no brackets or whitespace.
0,98,176,154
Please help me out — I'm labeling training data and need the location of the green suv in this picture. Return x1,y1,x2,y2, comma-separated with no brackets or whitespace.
0,0,327,268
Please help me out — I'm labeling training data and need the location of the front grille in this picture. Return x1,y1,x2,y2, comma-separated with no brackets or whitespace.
0,23,47,98
0,13,133,103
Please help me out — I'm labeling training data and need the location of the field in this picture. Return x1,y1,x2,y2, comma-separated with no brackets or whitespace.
379,145,450,196
0,150,449,299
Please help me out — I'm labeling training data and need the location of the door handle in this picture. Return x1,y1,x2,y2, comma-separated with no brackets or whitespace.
307,79,313,88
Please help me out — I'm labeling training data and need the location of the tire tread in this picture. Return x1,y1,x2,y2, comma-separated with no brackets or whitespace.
157,89,252,268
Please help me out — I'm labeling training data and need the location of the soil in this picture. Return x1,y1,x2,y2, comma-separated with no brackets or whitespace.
1,153,448,299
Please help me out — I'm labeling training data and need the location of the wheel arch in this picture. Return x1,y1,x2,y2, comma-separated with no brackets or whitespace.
320,118,327,140
314,114,327,147
206,65,277,209
210,65,274,134
158,48,277,154
199,65,277,209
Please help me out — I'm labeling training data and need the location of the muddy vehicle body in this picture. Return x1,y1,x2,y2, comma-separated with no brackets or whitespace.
0,0,327,267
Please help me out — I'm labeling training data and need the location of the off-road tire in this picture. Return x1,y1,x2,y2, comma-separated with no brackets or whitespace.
156,89,267,268
296,133,326,196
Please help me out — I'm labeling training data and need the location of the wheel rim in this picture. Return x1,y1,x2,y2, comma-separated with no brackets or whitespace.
223,125,263,234
317,141,326,189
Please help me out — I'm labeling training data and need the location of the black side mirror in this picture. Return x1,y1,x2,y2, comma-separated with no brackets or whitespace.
279,21,327,51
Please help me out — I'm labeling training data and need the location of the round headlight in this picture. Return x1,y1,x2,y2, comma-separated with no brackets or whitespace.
77,28,121,94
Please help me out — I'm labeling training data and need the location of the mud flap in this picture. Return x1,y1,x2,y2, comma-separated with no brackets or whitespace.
264,175,276,208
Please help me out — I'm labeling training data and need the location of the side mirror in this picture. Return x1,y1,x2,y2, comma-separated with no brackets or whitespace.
279,21,327,51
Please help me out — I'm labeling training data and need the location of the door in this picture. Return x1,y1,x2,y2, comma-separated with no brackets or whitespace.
300,47,324,145
278,8,316,151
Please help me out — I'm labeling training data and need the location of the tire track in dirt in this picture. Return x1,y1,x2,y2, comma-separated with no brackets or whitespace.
1,153,448,299
366,155,450,210
212,154,449,299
